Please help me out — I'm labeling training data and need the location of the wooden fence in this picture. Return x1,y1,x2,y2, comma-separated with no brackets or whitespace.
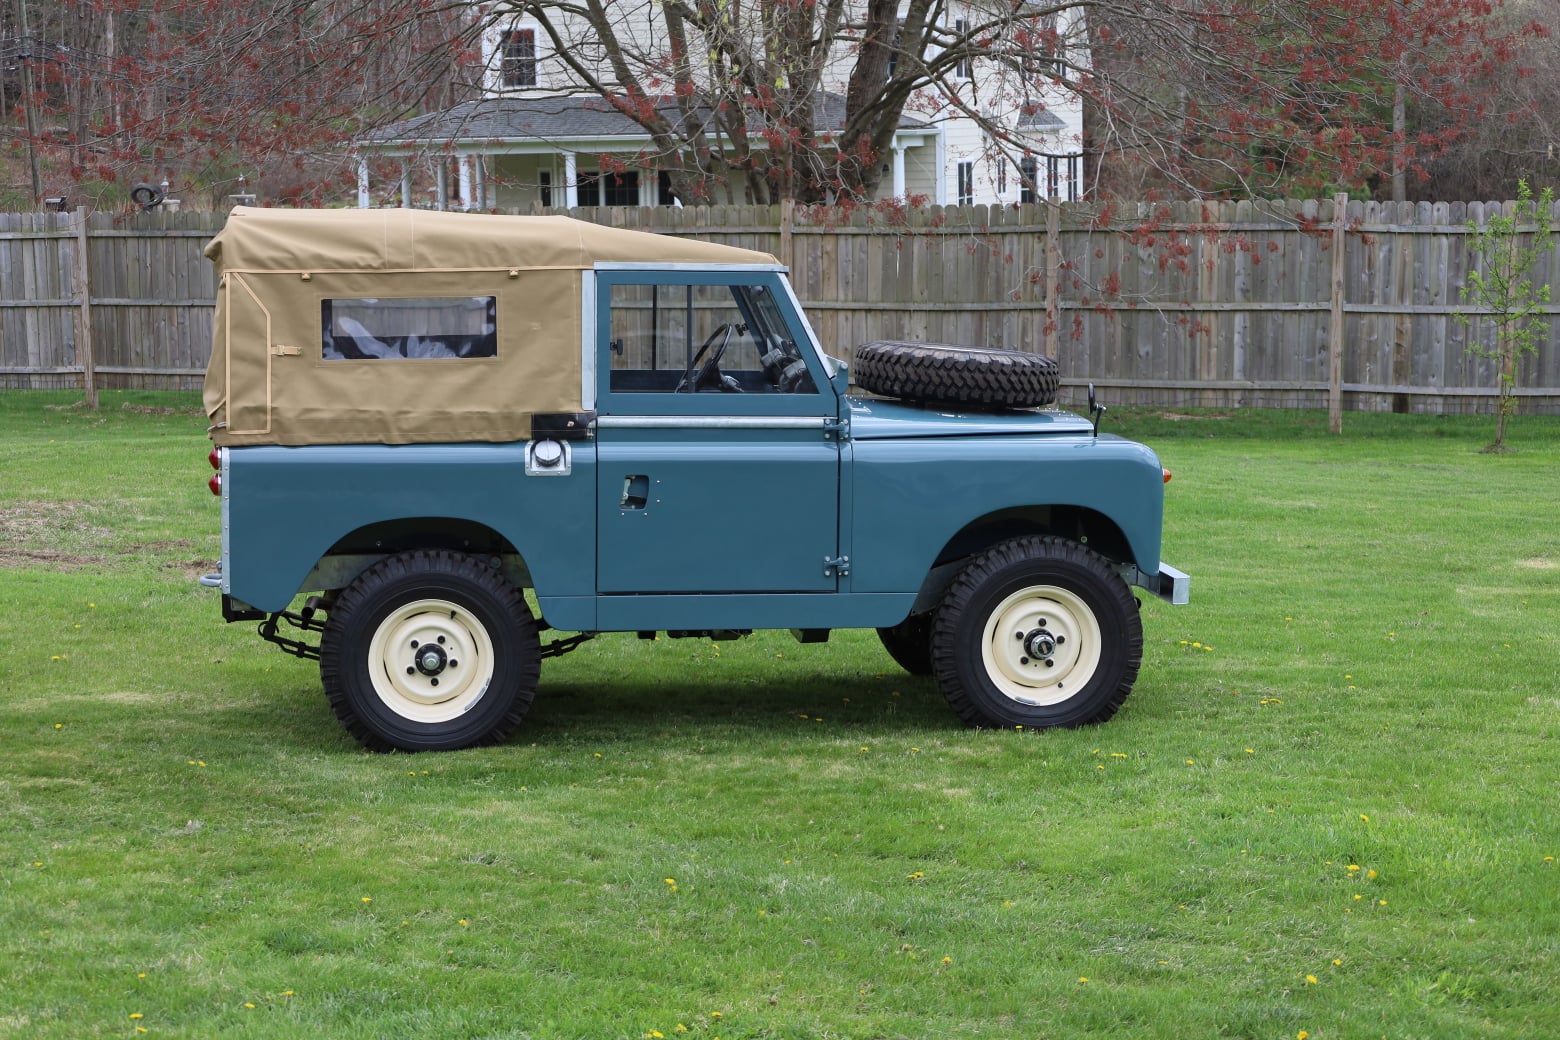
4,200,1558,414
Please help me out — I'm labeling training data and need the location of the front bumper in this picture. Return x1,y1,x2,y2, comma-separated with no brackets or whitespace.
1127,563,1190,606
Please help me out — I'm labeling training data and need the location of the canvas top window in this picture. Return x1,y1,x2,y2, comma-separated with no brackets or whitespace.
323,296,497,361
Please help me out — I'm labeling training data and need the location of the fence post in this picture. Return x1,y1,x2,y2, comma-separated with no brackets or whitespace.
1329,193,1347,433
73,207,97,409
780,198,794,273
1044,198,1060,360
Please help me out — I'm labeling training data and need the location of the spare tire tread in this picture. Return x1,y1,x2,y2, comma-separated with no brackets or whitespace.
853,341,1059,409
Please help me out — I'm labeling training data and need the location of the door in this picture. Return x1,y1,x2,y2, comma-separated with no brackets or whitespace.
593,271,841,594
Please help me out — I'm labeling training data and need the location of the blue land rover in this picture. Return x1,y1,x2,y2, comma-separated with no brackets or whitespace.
201,207,1186,751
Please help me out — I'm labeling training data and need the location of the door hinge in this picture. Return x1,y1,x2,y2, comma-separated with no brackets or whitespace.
823,416,849,440
824,554,850,577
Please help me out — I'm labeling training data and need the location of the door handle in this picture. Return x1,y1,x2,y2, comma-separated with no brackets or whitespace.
621,474,649,510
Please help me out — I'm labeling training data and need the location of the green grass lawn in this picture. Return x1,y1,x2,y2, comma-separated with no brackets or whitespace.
2,391,1557,1040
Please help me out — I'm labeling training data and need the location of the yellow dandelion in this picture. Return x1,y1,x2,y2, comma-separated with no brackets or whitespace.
1305,974,1317,985
1379,899,1388,906
1346,864,1361,873
459,918,470,926
906,871,925,880
942,956,953,965
1367,869,1378,879
1298,1032,1310,1040
1332,959,1342,967
1359,814,1370,822
360,897,372,904
664,878,676,885
244,1003,256,1009
1077,976,1089,983
129,1013,144,1020
710,1011,722,1019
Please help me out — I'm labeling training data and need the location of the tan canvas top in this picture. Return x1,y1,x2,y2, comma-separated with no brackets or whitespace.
203,208,778,447
204,206,778,272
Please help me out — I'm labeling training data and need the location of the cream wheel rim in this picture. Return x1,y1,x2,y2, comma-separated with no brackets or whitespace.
366,598,495,723
979,584,1101,706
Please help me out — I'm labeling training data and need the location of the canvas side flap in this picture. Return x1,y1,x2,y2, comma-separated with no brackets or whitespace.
215,275,274,441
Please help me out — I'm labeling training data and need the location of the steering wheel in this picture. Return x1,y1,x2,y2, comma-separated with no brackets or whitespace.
676,323,742,393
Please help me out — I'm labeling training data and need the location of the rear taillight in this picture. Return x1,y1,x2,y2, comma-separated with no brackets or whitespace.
1163,468,1172,484
207,448,222,496
208,447,220,470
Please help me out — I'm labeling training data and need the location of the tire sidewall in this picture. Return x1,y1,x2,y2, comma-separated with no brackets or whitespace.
323,554,537,751
938,545,1140,728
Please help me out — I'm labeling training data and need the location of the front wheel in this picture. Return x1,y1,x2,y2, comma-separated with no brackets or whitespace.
932,536,1142,729
319,550,540,751
877,612,935,676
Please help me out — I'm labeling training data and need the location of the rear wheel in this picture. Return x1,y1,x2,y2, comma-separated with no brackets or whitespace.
320,550,540,751
932,536,1141,729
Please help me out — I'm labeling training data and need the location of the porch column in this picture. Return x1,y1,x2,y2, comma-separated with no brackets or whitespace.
563,152,579,209
891,143,906,199
458,156,474,211
435,160,448,211
400,162,412,209
473,156,487,211
356,157,370,208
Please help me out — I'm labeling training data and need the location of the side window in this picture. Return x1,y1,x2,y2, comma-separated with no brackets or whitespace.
322,296,496,360
608,281,816,395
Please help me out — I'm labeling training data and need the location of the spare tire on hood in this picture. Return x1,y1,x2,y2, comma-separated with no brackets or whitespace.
852,341,1060,410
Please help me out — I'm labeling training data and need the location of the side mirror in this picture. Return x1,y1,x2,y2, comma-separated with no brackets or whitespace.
1087,382,1106,438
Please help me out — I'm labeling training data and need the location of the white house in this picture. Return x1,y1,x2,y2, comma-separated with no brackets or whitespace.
354,2,1086,209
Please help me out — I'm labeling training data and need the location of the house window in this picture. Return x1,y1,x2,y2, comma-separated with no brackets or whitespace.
957,161,974,206
996,159,1007,195
658,170,677,206
1047,156,1060,199
538,169,552,207
1029,15,1066,79
501,28,537,88
1019,157,1038,204
578,170,640,208
954,18,972,79
1067,155,1081,201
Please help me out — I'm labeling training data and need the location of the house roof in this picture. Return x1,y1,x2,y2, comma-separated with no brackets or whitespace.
1017,107,1067,131
358,92,931,150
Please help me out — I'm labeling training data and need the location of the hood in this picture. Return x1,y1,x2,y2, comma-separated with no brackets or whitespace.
845,397,1095,439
